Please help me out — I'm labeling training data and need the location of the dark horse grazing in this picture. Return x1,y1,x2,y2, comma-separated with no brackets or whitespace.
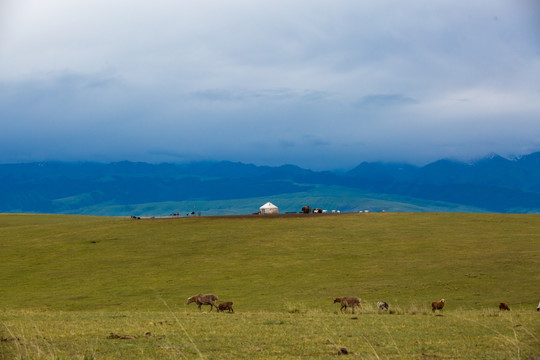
301,206,311,214
431,299,445,312
186,294,219,312
217,301,234,313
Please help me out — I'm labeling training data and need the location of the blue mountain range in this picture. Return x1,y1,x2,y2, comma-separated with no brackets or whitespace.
1,152,539,215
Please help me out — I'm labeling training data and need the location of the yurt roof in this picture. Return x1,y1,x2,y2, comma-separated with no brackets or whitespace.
260,202,278,209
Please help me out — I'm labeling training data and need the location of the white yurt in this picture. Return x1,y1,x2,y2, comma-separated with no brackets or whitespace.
259,202,279,215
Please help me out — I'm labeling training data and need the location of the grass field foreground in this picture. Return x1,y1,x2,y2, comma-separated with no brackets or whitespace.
1,308,539,359
1,213,539,359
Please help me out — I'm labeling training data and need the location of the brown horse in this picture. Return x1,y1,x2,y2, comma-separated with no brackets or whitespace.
186,294,219,312
334,297,362,314
431,299,445,312
217,301,234,313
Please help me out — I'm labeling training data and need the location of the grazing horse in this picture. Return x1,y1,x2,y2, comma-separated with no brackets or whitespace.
377,301,389,311
217,301,234,313
186,294,219,312
334,297,362,314
431,299,445,312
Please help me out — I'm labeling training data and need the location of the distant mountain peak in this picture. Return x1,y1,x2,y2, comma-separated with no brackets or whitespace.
473,153,511,166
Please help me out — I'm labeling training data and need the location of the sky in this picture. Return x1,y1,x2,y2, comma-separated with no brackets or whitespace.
1,0,539,170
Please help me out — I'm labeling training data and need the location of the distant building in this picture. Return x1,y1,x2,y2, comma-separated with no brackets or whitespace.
259,202,279,215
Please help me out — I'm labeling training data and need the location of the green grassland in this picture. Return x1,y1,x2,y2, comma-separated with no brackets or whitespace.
66,185,485,216
1,213,539,359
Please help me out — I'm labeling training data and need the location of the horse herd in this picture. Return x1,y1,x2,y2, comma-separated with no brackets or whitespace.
187,294,234,313
187,294,540,313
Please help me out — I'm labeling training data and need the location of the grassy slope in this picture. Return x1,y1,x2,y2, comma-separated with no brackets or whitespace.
0,213,538,311
1,213,539,359
60,185,486,216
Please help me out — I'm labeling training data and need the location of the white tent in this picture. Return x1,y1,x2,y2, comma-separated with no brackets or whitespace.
259,202,279,215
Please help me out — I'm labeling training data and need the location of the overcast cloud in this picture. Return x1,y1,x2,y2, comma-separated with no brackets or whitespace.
1,0,539,169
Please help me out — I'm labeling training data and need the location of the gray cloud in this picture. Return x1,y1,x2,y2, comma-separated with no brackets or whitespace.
357,94,417,107
0,0,539,169
190,88,333,104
